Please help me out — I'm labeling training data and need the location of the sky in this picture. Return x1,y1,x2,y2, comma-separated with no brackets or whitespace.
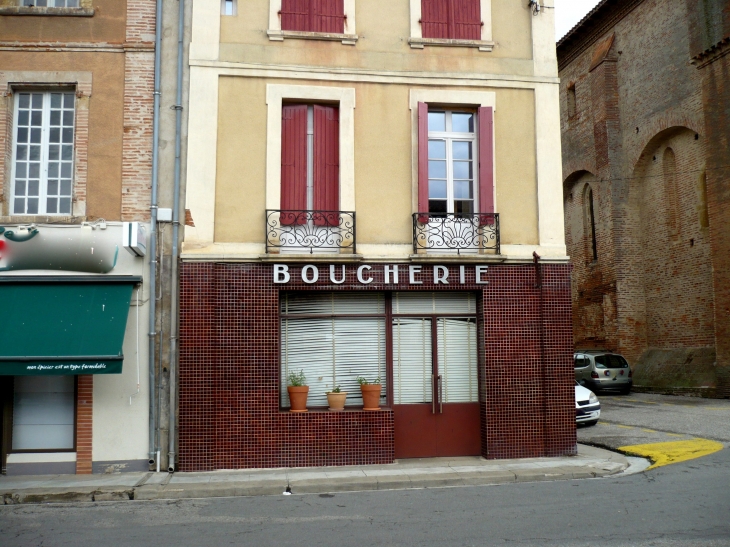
554,0,603,40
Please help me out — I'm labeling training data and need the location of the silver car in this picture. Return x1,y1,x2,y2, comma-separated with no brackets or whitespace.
574,351,633,394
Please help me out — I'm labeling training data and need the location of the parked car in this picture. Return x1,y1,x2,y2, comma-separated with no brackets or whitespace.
575,381,600,426
574,350,633,394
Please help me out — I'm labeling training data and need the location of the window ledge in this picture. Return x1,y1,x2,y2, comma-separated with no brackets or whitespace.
408,37,494,52
0,6,94,16
267,29,358,46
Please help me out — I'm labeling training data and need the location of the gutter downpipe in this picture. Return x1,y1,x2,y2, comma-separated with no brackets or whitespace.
168,0,185,473
148,0,163,471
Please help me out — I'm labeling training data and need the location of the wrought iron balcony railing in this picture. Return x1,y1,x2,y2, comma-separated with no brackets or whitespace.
412,213,500,255
266,210,356,254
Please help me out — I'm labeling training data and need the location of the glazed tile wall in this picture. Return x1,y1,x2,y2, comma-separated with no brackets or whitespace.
178,262,576,471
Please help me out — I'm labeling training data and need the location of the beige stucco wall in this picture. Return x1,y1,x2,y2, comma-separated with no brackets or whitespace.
214,77,538,247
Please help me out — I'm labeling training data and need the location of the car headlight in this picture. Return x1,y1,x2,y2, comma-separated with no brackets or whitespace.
589,393,598,404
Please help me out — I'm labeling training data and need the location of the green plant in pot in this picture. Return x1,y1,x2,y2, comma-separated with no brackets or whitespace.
326,385,347,411
356,376,382,411
287,370,309,413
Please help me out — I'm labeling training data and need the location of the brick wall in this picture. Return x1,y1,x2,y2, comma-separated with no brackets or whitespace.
178,262,576,471
75,375,93,474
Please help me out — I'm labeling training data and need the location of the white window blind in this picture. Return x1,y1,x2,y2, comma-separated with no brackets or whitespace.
393,292,476,314
13,376,74,450
437,318,478,403
280,293,386,408
392,318,433,404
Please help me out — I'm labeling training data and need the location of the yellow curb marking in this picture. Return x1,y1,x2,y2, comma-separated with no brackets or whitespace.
619,439,724,470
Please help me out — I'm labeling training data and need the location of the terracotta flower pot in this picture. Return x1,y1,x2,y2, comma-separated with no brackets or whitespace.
326,391,347,411
287,386,309,413
360,384,382,411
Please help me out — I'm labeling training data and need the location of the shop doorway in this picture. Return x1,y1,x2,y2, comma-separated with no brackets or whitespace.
391,293,481,458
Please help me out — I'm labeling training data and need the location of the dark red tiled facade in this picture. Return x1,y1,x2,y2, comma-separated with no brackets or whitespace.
178,261,577,471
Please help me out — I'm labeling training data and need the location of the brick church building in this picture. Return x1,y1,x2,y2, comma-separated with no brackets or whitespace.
558,0,730,397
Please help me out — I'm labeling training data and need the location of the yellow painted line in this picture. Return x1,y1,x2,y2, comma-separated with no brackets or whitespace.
616,424,634,429
666,433,683,437
618,439,724,470
641,428,656,433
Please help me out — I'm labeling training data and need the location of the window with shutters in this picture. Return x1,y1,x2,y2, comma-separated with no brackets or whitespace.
268,0,357,43
409,0,493,50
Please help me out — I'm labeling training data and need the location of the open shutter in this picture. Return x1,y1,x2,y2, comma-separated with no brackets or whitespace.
478,106,494,226
417,102,429,223
281,0,311,31
421,0,450,39
452,0,481,40
314,0,345,33
313,104,340,226
281,104,308,225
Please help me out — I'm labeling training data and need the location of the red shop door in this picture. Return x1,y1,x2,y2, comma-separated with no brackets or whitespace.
392,316,481,458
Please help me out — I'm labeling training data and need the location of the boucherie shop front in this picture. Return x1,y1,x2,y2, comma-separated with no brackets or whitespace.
177,262,576,471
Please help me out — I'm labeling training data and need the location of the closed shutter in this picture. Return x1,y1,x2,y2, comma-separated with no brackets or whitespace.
478,106,494,225
392,318,433,404
280,293,386,408
12,376,75,450
437,318,478,403
314,0,345,33
452,0,481,40
281,0,310,31
394,291,476,314
313,104,340,226
417,102,429,223
421,0,450,39
281,104,308,225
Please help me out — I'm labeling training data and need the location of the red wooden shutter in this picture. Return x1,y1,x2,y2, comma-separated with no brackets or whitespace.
314,0,345,33
417,102,430,223
452,0,481,40
421,0,450,39
281,104,308,225
313,105,340,226
478,106,494,226
281,0,311,32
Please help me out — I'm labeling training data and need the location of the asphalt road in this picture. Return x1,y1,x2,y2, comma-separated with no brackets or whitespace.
1,392,728,547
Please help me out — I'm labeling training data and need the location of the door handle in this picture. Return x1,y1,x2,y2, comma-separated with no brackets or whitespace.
438,374,443,414
432,373,436,414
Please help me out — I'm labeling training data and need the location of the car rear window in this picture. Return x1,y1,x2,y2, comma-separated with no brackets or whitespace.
574,356,589,368
595,355,628,368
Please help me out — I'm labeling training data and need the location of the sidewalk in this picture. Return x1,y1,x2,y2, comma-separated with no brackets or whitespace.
1,444,634,505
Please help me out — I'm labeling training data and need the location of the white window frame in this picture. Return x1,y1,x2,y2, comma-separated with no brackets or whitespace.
266,84,356,214
220,0,236,16
10,90,76,216
408,0,493,51
267,0,358,44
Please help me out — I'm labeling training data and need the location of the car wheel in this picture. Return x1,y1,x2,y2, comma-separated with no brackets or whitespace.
584,420,598,426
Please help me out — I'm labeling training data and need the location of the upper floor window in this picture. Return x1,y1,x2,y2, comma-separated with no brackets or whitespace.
280,0,345,34
11,91,75,216
421,0,481,40
20,0,79,6
221,0,236,16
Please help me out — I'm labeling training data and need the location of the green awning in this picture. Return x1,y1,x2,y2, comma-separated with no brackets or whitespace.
0,275,141,375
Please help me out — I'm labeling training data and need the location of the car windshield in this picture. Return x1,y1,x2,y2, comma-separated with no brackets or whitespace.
594,355,628,368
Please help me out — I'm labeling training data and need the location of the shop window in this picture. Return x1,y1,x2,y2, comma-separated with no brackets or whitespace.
11,91,75,216
418,103,494,223
280,293,386,408
420,0,481,40
12,376,75,451
280,104,339,224
280,0,345,33
221,0,236,16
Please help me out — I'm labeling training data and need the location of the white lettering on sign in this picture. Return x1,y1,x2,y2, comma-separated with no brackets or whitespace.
330,264,346,284
274,264,290,284
301,264,319,284
434,265,449,285
357,265,373,284
272,264,491,286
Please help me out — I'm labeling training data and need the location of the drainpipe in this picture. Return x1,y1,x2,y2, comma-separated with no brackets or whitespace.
168,0,185,473
148,0,164,471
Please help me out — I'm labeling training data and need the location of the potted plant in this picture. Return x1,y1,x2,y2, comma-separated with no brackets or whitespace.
326,385,347,411
287,370,309,413
356,376,382,411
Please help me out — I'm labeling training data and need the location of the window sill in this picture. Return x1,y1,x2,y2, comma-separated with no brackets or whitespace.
281,407,390,414
267,29,358,46
408,37,494,52
0,6,94,16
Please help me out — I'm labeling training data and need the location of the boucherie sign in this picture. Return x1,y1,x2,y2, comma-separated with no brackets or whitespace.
273,264,489,285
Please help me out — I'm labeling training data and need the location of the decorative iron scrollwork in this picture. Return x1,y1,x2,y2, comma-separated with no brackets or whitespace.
266,210,356,254
412,213,500,255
